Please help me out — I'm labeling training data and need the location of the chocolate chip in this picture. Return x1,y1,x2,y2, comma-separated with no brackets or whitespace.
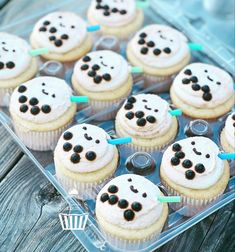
125,112,134,120
55,39,63,47
63,142,72,152
140,47,148,54
124,103,133,110
135,111,144,118
92,64,100,71
190,76,198,83
146,116,156,123
88,70,96,77
184,69,192,75
63,131,73,140
172,143,181,152
206,154,210,158
109,195,118,205
83,56,91,62
216,82,221,85
61,34,69,40
147,41,155,47
41,105,51,113
70,153,80,163
191,141,195,145
20,104,28,113
139,32,147,38
81,64,89,70
153,48,161,55
103,73,111,81
182,78,190,84
85,151,96,161
112,8,118,13
6,61,15,69
118,199,128,209
171,157,180,165
95,140,100,144
131,202,142,212
49,27,57,33
39,27,46,32
18,85,27,93
195,163,205,173
100,193,109,202
142,193,147,198
94,75,102,84
182,159,193,168
104,11,110,16
124,209,135,221
201,85,210,93
163,47,171,54
19,95,27,103
175,151,185,159
120,10,127,15
29,97,39,106
137,118,146,127
185,170,195,179
43,21,50,25
96,4,101,9
192,84,201,91
31,106,40,115
108,185,118,194
0,62,4,69
203,93,212,101
138,39,145,45
232,114,235,120
49,36,56,41
103,4,109,9
127,96,136,103
73,145,83,153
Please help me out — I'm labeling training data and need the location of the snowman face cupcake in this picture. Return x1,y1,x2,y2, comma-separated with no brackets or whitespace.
55,124,116,173
73,50,129,91
172,63,234,108
96,174,163,229
0,33,31,80
31,12,87,53
10,76,73,123
128,25,189,68
161,137,224,189
223,113,235,149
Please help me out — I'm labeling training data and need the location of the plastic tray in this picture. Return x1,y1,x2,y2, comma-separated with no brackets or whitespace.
0,0,234,251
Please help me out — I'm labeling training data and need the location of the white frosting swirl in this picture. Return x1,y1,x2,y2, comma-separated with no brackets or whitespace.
55,124,116,173
73,50,129,92
89,0,137,27
161,137,224,189
0,33,32,80
128,24,189,68
224,113,235,148
32,12,87,53
116,94,173,138
172,63,234,108
96,174,163,229
10,76,73,123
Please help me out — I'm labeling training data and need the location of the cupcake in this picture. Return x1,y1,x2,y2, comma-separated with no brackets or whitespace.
87,0,144,39
127,24,190,86
9,76,76,151
160,136,230,216
96,174,168,250
30,11,93,62
220,112,235,152
115,94,178,151
170,63,234,119
54,123,119,199
0,33,38,106
72,50,133,119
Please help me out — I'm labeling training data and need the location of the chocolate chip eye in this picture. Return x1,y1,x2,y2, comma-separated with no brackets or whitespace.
127,178,132,182
83,126,87,130
204,70,208,73
58,15,62,18
111,66,114,69
191,141,195,145
71,25,75,29
154,109,159,112
52,94,56,98
95,140,100,144
142,99,147,102
13,49,16,52
2,42,5,44
170,39,173,42
217,82,221,85
206,154,210,158
100,56,103,59
42,83,45,86
142,193,147,198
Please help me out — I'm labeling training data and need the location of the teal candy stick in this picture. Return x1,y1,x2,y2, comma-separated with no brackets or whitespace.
169,109,182,116
188,43,203,51
158,196,181,203
218,153,235,160
136,0,149,8
29,48,49,56
131,66,143,73
70,96,89,103
108,137,132,145
87,25,101,32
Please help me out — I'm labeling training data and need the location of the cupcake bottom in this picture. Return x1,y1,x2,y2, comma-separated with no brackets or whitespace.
115,116,178,152
220,129,235,153
96,202,168,251
0,87,14,107
170,87,235,119
72,74,132,121
30,33,93,62
87,9,144,40
55,148,119,199
160,161,230,217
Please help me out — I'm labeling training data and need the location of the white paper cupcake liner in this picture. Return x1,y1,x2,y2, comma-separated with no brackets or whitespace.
13,120,73,151
0,87,14,107
143,74,173,93
161,178,225,217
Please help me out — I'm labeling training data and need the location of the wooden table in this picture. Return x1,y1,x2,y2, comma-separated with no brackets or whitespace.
0,1,234,251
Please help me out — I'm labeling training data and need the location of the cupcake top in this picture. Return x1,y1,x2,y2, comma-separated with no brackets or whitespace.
55,124,116,173
224,112,235,149
96,174,163,229
73,50,129,91
172,63,234,108
10,76,73,123
128,24,189,68
0,33,31,80
161,136,224,189
116,94,173,138
89,0,137,27
32,12,87,53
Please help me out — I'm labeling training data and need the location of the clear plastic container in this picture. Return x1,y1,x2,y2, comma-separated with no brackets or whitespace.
0,0,234,251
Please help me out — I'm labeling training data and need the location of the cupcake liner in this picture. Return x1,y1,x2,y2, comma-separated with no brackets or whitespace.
13,120,73,151
143,74,173,93
0,87,14,107
161,178,225,217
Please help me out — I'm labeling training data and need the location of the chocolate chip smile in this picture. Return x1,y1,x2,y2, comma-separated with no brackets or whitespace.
2,47,8,52
84,133,92,141
144,105,152,110
101,61,108,67
160,34,167,40
207,75,213,82
130,185,138,193
193,147,202,155
42,89,49,95
59,23,65,27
